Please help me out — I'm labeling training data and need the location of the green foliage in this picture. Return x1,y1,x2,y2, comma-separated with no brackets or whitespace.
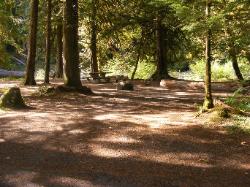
225,88,250,112
189,60,250,81
132,60,156,80
225,116,250,135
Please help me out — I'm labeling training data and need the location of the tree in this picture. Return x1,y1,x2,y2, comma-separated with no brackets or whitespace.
56,19,63,78
90,0,99,73
63,0,82,87
24,0,39,86
203,0,214,109
44,0,52,84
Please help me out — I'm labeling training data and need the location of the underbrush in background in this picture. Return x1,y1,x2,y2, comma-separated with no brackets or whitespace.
171,60,250,81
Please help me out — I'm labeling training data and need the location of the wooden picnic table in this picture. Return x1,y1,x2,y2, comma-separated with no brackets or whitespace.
89,71,111,79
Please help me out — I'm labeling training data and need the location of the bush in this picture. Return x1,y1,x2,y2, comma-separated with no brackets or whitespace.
189,60,250,81
225,88,250,112
132,60,156,80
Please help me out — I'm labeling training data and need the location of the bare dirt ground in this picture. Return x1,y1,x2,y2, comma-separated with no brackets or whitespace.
0,80,249,187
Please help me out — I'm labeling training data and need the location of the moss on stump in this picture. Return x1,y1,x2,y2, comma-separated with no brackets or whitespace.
0,87,26,109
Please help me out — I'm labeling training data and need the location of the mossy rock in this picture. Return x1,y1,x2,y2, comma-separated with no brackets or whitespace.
117,81,134,91
0,87,26,109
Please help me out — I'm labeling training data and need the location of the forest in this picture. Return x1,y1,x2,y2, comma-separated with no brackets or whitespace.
0,0,249,186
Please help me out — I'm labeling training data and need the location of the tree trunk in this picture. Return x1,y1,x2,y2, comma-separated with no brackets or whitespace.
203,0,214,109
90,0,99,73
24,0,39,86
63,0,82,88
246,52,250,64
131,39,142,80
44,0,52,84
151,16,170,81
56,20,63,78
131,51,140,80
229,45,244,81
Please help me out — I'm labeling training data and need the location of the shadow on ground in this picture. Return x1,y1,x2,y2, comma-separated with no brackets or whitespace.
0,81,249,187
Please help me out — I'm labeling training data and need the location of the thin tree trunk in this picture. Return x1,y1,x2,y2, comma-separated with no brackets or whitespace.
90,0,99,73
24,0,39,86
63,0,82,88
229,45,244,81
246,52,250,64
44,0,52,84
131,38,143,80
131,51,140,80
56,21,63,78
203,0,214,109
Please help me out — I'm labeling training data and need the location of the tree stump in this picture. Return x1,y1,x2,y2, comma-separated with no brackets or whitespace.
117,81,134,91
0,87,26,108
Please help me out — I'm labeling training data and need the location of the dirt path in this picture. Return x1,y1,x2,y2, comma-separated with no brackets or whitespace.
0,80,249,187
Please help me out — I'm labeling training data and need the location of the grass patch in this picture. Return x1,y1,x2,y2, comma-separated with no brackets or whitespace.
225,88,250,112
225,116,250,135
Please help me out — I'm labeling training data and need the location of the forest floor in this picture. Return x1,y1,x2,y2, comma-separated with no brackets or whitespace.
0,79,249,187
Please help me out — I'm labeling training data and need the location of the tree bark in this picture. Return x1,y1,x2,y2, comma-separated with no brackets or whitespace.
151,16,170,81
90,0,99,73
63,0,82,88
56,20,63,78
131,38,143,80
131,51,140,80
229,45,244,81
246,52,250,64
44,0,52,84
24,0,39,86
203,0,214,109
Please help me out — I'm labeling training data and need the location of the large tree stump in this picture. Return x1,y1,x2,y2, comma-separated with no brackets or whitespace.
0,87,26,108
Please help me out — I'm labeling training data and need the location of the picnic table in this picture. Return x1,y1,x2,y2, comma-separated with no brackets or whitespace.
87,71,112,83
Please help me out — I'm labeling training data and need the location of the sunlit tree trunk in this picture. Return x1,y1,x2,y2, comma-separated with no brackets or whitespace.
203,0,214,109
56,20,63,78
24,0,39,86
44,0,52,84
63,0,82,88
90,0,99,73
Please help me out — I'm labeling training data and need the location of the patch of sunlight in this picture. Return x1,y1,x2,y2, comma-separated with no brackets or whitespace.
109,98,130,103
0,138,6,143
99,88,116,91
94,112,195,129
49,176,95,187
139,152,212,168
4,171,39,185
93,134,141,144
90,144,136,158
1,112,67,133
0,83,18,89
240,164,250,170
68,129,89,135
94,113,120,121
173,91,201,96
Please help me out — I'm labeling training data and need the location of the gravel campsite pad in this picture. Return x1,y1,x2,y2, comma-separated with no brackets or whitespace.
0,80,249,187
